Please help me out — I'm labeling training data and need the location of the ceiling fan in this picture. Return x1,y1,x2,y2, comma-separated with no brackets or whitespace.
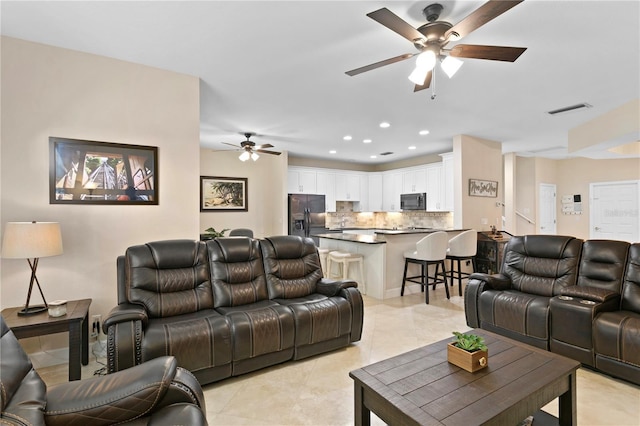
346,1,527,93
221,132,282,162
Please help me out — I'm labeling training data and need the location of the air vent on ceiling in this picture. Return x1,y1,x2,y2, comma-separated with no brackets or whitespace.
379,152,394,156
547,103,592,115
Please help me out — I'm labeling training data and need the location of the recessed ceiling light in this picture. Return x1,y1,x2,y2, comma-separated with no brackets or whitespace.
379,122,390,128
343,135,352,141
329,150,337,154
363,139,372,143
419,130,430,135
408,146,417,150
370,155,377,159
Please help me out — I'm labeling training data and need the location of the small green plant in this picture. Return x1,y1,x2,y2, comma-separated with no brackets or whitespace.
452,331,487,352
204,227,229,238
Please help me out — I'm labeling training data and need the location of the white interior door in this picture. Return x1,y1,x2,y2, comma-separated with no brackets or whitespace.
539,183,557,234
590,181,639,242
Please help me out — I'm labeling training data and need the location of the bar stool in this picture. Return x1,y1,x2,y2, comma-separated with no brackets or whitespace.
446,230,477,296
327,251,365,292
317,248,330,277
401,231,449,304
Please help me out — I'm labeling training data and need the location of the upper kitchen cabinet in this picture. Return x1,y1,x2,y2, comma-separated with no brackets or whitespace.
440,152,454,212
425,162,442,211
335,173,361,201
288,167,317,194
366,173,383,212
316,170,336,212
382,171,403,212
402,167,427,194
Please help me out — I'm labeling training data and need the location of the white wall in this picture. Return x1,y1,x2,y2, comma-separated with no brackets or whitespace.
199,149,288,238
1,37,200,350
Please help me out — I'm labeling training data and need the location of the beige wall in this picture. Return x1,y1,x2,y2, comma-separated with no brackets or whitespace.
0,37,201,350
288,153,442,171
569,99,639,152
199,149,288,237
555,157,640,239
455,135,503,231
515,157,536,234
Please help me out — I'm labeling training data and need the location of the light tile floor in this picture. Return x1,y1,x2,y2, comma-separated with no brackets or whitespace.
36,286,640,425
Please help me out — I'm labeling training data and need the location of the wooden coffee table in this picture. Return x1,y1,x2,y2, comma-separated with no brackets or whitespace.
2,299,91,381
350,329,579,426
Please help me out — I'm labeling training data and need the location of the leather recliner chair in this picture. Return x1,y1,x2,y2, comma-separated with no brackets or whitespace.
0,315,207,426
465,235,583,349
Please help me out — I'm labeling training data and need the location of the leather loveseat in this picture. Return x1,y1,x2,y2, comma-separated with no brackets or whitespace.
104,235,363,385
465,234,640,385
1,315,207,426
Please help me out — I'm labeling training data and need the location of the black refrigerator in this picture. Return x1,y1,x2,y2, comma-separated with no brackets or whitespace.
288,194,326,245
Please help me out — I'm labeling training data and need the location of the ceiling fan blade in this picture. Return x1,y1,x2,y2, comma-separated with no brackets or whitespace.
367,8,425,43
255,143,274,150
346,53,414,76
222,142,240,148
445,0,523,41
413,70,432,92
256,149,282,156
449,44,526,62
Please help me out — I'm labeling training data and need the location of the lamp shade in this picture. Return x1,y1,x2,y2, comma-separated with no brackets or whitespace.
2,222,63,259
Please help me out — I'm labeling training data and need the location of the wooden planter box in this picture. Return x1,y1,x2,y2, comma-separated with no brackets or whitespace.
447,342,488,373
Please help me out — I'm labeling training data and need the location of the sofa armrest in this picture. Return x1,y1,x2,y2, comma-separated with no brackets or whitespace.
45,356,204,425
105,305,147,373
316,278,357,297
103,303,148,332
469,273,512,290
560,286,621,304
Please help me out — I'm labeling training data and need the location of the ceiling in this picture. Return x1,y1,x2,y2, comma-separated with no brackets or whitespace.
2,1,639,164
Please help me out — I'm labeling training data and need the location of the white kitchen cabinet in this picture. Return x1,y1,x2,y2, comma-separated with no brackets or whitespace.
287,167,317,194
354,174,368,212
316,170,336,212
382,171,403,212
402,167,427,194
440,152,454,211
366,173,383,212
425,163,443,211
335,173,361,201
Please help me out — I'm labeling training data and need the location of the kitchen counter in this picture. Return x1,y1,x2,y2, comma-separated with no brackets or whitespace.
317,229,469,300
314,228,466,243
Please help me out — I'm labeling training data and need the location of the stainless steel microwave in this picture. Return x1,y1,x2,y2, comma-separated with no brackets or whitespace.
400,193,426,210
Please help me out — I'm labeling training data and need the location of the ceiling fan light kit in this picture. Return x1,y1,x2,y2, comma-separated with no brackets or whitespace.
346,1,527,96
220,132,282,162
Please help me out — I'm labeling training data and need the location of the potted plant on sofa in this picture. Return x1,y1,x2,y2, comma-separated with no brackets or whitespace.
447,331,488,372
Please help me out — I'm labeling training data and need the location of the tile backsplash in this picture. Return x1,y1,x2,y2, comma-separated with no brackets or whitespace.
326,202,453,229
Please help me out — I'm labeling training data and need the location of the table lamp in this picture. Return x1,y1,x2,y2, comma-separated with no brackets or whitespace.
1,221,63,315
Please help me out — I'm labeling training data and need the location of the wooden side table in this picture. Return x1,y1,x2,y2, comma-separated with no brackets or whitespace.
1,298,92,381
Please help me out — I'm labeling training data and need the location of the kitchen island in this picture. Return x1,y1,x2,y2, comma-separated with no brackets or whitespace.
315,228,466,300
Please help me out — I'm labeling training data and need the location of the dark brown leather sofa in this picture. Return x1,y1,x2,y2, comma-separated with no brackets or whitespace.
1,315,207,426
104,235,363,385
465,235,640,385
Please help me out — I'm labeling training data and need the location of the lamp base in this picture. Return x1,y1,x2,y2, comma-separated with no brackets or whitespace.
17,305,47,316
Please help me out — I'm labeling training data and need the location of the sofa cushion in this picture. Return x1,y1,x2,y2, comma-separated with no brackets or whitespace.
207,237,269,308
142,310,232,373
594,310,640,368
479,289,550,340
622,243,640,313
126,240,213,317
261,236,323,299
502,235,582,296
576,239,629,293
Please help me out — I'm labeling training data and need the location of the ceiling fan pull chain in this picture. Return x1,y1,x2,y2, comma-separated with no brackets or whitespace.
431,69,437,100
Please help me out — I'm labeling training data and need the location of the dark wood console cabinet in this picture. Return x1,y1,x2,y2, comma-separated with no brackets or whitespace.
476,231,512,274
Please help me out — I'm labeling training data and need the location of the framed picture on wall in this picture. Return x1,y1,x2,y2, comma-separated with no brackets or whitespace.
49,137,158,204
200,176,248,212
469,178,498,197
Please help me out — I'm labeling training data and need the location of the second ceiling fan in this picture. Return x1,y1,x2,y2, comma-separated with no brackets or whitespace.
346,0,527,92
